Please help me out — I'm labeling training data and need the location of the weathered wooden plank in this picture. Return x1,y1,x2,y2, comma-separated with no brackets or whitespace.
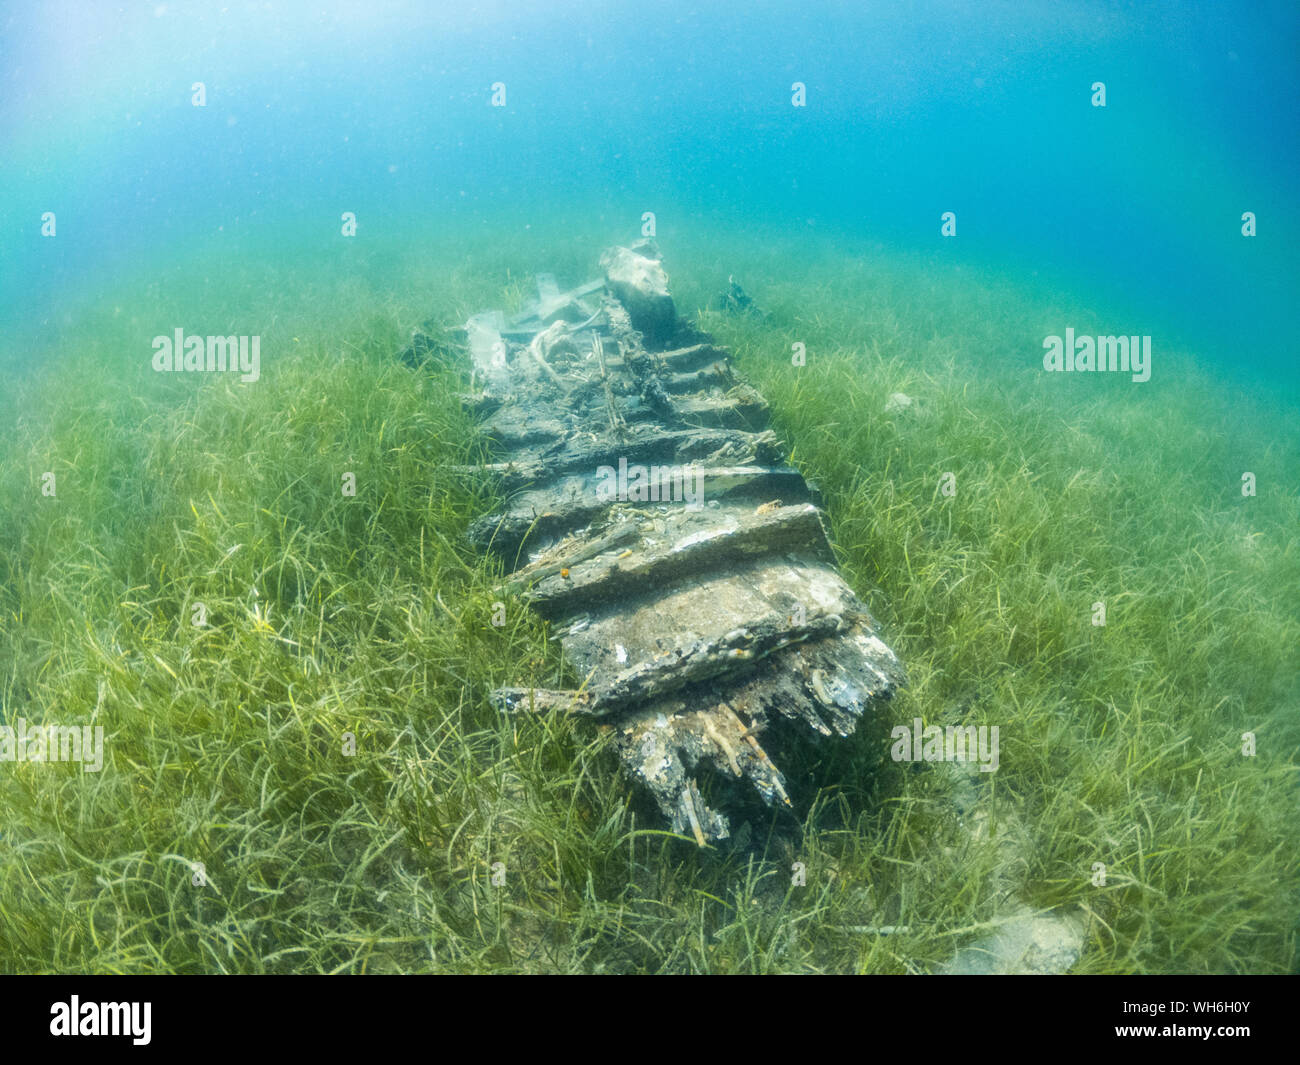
535,273,561,304
467,465,813,563
609,700,791,840
555,558,863,688
466,425,783,488
492,601,848,719
509,277,605,329
517,503,834,616
500,614,904,837
673,388,770,430
604,342,732,375
660,365,734,394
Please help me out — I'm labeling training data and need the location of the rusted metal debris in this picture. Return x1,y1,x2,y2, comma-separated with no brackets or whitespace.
446,239,905,844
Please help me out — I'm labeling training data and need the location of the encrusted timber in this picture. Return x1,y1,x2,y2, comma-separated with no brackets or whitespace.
493,608,848,722
454,424,785,494
460,249,905,843
493,618,903,737
493,504,903,841
647,622,903,842
471,384,771,450
515,502,834,616
607,341,733,376
496,617,904,842
507,275,605,331
467,465,812,566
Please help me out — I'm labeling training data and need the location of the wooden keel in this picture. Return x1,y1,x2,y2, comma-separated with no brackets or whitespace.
456,245,905,843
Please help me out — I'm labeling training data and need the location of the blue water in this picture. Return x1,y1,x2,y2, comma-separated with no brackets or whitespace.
2,0,1297,393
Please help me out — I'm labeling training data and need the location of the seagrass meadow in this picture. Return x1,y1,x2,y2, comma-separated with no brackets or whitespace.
1,218,1296,974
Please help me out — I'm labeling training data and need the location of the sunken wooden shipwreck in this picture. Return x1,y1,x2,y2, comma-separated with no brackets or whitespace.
428,240,905,844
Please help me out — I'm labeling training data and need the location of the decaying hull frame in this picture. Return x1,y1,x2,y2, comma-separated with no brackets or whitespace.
444,240,905,844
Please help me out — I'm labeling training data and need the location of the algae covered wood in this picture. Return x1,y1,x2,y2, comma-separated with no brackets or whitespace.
453,239,905,844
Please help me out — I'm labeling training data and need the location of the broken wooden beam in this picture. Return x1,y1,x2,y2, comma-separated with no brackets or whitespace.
513,503,835,615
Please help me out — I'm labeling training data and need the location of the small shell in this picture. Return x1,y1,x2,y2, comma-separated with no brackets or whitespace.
809,668,833,706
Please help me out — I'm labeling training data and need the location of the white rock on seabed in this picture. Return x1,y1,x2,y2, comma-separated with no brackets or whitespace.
884,392,914,414
931,754,1087,974
936,905,1087,976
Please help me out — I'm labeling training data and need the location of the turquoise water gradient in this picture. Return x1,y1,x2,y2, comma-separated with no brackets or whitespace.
2,0,1296,392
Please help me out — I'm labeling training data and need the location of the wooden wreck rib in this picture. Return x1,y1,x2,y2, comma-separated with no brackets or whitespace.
445,240,905,844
